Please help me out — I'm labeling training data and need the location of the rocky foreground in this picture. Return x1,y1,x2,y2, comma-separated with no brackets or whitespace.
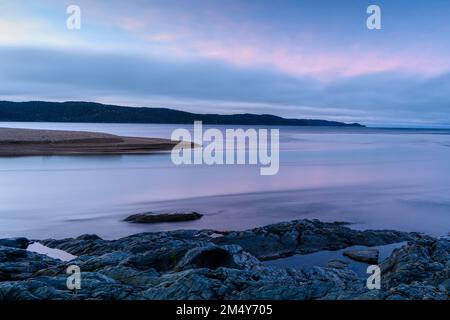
0,219,448,300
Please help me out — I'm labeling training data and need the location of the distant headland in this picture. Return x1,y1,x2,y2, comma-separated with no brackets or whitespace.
0,101,364,127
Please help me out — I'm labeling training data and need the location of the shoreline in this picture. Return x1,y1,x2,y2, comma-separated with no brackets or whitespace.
0,127,183,156
0,219,448,300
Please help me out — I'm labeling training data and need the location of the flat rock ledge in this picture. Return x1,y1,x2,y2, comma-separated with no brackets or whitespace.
124,212,203,224
343,249,379,264
0,219,448,300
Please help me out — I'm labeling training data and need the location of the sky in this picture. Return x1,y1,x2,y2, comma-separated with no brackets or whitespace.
1,0,450,127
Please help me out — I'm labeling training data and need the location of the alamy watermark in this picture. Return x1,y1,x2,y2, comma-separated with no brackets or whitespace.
171,121,280,176
66,265,81,291
367,5,381,30
366,265,381,290
64,4,380,32
66,5,81,30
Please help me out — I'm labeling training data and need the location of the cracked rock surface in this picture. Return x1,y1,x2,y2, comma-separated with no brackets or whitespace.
0,219,448,300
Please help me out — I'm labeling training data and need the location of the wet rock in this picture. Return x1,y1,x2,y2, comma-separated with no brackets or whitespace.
122,245,191,272
98,266,158,287
385,283,448,300
76,234,102,241
0,247,60,281
175,245,237,271
0,219,447,300
41,229,212,257
327,259,349,269
175,244,259,271
124,212,203,223
0,238,29,249
78,251,130,271
212,219,413,260
0,273,138,300
140,266,365,300
343,249,379,264
380,239,449,290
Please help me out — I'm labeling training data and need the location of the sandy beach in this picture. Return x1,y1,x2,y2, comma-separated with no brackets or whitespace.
0,127,180,156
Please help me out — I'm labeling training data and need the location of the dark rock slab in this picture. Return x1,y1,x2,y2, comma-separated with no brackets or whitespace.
212,219,414,260
175,245,238,271
343,249,379,264
327,259,349,269
141,265,365,300
0,247,61,282
76,234,102,241
40,229,215,262
0,238,29,249
175,244,259,271
124,212,203,224
1,219,447,300
380,238,449,290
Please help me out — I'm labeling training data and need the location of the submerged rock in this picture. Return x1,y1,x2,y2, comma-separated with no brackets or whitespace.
124,212,203,223
343,249,379,264
327,259,349,269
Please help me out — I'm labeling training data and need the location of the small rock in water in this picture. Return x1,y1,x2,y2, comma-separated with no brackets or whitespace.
327,259,349,269
124,212,203,223
343,249,379,264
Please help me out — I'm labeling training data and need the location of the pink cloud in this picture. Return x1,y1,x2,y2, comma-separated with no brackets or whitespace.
79,1,450,79
164,38,448,79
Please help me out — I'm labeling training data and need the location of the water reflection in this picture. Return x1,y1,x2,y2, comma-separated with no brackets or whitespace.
0,122,449,239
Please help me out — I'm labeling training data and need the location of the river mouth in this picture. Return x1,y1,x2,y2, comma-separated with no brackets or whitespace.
1,123,450,239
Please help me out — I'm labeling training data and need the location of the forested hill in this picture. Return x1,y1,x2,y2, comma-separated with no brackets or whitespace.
0,101,364,127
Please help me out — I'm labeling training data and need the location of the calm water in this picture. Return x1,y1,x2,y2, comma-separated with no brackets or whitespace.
0,122,449,239
264,242,407,277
